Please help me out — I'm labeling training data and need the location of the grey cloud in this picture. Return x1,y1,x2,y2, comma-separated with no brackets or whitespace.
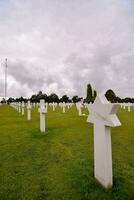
0,0,134,98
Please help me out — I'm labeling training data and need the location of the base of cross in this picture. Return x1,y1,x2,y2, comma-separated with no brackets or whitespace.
95,175,113,189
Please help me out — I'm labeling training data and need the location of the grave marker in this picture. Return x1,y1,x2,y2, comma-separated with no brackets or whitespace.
38,99,46,132
62,102,66,113
76,101,84,116
19,102,21,112
27,100,31,120
22,101,25,115
87,94,121,188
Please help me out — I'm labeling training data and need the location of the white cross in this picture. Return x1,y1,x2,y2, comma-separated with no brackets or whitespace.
52,102,56,111
87,94,121,188
18,102,21,112
38,99,46,132
127,103,132,112
76,101,84,116
62,102,66,113
27,100,31,120
21,101,25,115
45,102,48,113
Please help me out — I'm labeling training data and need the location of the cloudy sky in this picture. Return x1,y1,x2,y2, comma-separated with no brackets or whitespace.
0,0,134,98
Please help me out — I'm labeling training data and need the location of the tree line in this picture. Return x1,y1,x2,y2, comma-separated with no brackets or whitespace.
2,84,134,104
5,91,83,103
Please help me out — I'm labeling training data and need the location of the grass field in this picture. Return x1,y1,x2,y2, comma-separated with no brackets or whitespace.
0,104,133,200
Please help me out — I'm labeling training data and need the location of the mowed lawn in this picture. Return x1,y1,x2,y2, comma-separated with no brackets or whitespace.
0,104,133,200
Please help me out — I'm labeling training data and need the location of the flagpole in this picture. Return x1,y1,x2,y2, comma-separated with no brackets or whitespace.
5,58,7,102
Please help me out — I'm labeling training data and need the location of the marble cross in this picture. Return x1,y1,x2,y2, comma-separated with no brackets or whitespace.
76,101,84,116
62,102,66,113
18,102,21,112
16,102,19,111
45,102,48,113
87,94,121,188
38,99,46,132
127,103,131,112
22,101,25,115
27,100,31,120
52,102,56,111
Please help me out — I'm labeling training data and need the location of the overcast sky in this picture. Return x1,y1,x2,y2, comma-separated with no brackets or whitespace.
0,0,134,98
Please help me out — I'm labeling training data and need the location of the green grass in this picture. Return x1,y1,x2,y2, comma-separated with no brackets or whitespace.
0,105,133,200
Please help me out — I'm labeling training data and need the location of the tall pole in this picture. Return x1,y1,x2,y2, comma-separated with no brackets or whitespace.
5,58,7,102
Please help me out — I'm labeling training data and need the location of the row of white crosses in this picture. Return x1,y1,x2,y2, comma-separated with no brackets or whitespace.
11,101,74,133
66,102,73,109
120,103,133,112
49,102,74,112
10,94,122,189
10,102,17,110
39,101,74,132
11,101,31,120
52,102,57,111
20,101,31,120
59,102,66,113
11,100,46,132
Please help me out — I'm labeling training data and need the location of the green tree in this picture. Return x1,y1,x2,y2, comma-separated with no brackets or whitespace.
105,89,117,103
72,96,81,103
93,90,97,102
47,93,59,103
1,98,6,103
16,96,25,102
30,94,37,102
86,84,93,103
60,95,70,103
7,97,15,103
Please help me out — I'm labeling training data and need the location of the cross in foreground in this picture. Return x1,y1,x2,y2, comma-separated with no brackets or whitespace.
87,94,121,188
